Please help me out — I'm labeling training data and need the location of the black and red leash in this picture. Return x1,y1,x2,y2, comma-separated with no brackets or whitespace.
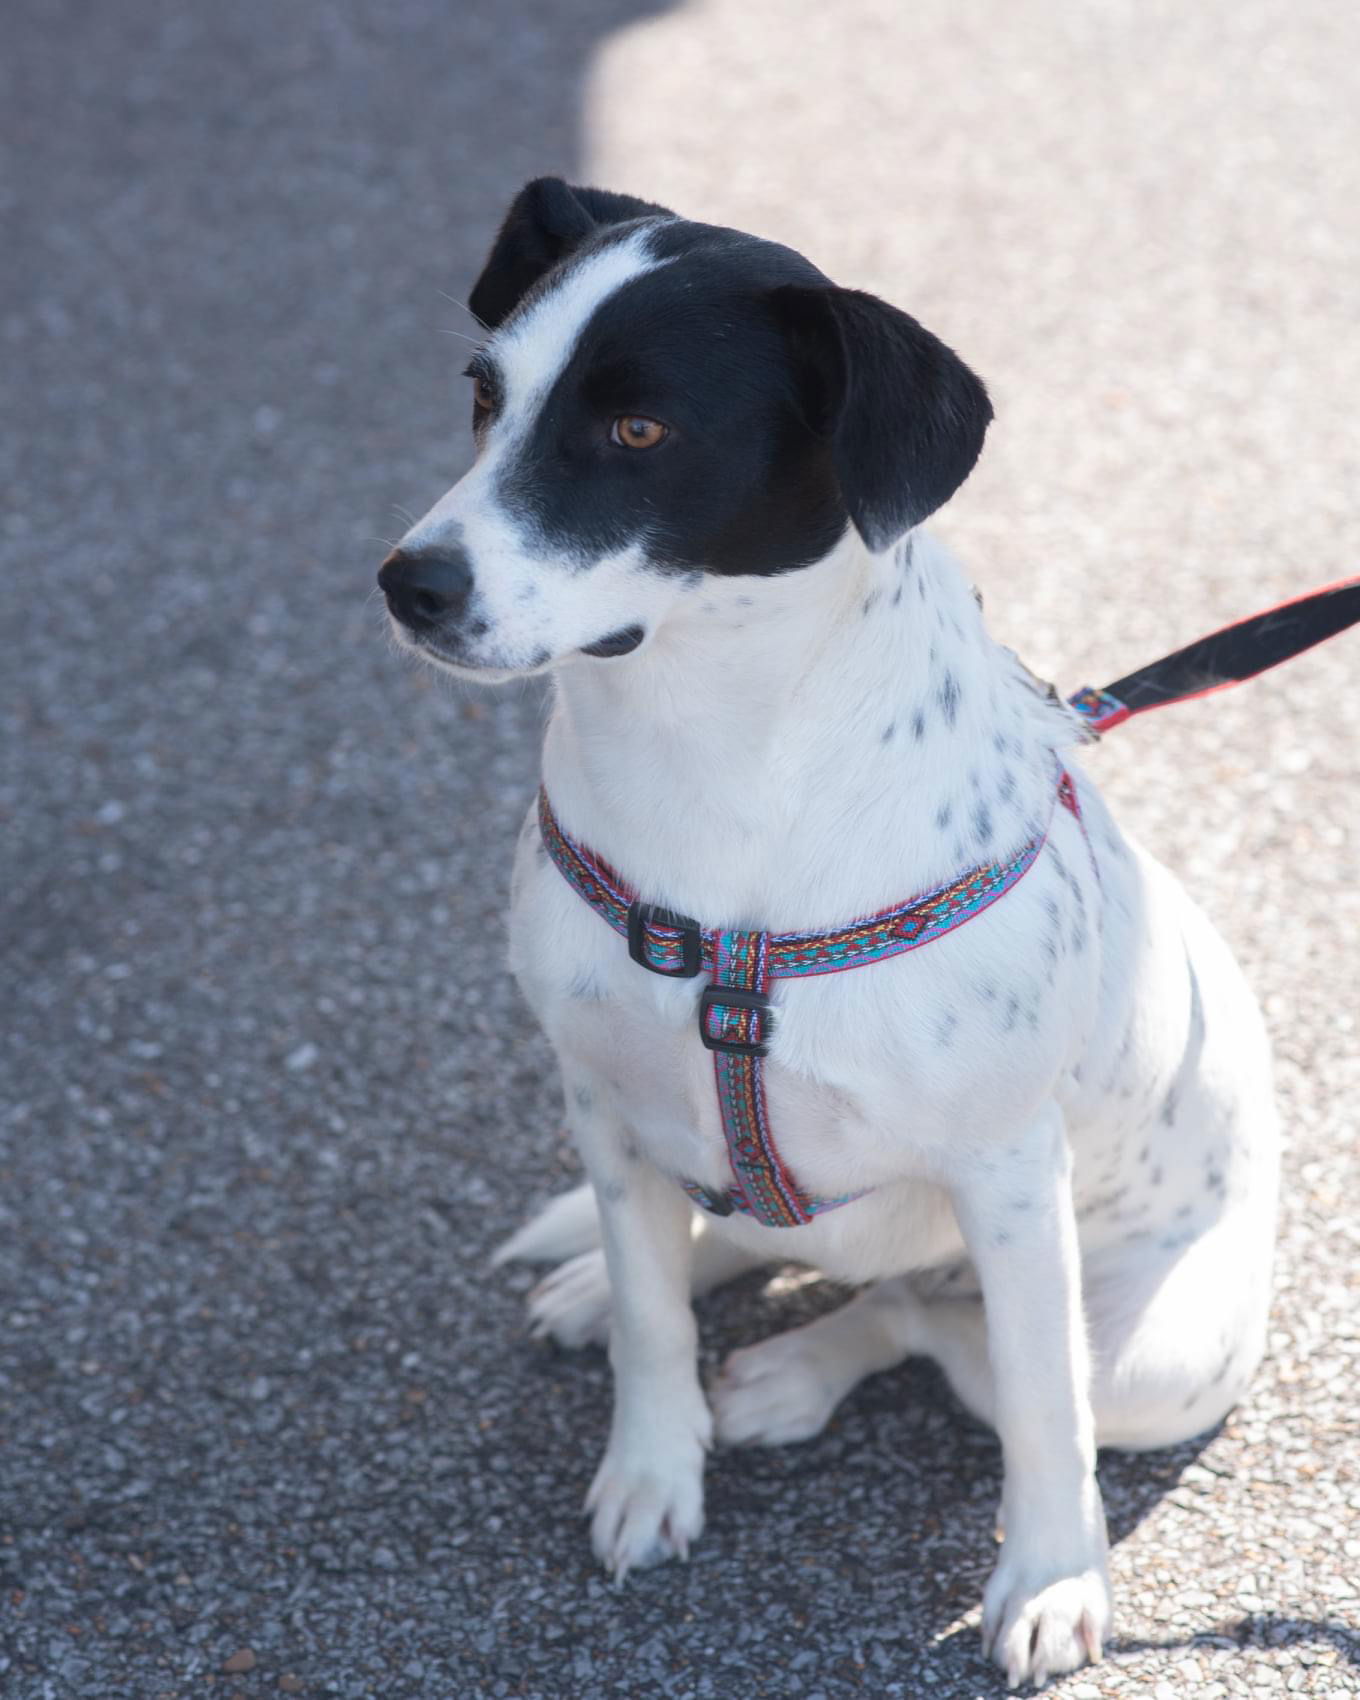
1067,576,1360,734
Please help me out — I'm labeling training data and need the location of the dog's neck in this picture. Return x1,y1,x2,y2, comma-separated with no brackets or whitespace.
541,528,1072,930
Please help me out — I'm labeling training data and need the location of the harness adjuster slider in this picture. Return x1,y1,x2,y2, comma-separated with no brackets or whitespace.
699,983,774,1057
627,900,703,978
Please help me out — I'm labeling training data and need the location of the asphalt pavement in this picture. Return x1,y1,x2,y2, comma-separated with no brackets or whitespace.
2,2,1357,1696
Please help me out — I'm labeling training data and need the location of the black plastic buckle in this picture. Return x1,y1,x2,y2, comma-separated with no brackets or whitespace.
627,900,703,978
699,984,773,1057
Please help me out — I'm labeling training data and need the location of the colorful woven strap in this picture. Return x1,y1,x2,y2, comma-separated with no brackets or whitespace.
1068,685,1130,733
538,772,1080,1227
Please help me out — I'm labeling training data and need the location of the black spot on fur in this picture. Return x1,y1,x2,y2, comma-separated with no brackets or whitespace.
881,722,896,744
939,671,961,727
935,802,953,830
973,801,993,847
912,709,927,742
892,584,903,606
862,590,881,616
572,1084,594,1112
1077,1185,1128,1220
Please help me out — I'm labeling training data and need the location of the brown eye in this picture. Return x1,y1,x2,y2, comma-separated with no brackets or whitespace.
471,374,495,413
611,415,668,450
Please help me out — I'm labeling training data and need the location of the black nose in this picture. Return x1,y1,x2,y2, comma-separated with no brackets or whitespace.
378,547,473,631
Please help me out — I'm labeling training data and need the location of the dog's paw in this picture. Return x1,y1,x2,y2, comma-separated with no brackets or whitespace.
526,1249,612,1348
710,1331,843,1447
981,1552,1111,1689
585,1397,712,1581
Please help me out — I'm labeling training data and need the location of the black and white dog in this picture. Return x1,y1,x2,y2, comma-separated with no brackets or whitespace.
378,179,1278,1687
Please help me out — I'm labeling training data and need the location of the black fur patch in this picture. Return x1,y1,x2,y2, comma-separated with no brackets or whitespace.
464,178,994,577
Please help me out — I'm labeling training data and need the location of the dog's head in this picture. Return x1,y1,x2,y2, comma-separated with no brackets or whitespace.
379,178,991,679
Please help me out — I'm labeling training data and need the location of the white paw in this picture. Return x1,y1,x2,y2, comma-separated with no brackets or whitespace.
526,1250,612,1349
981,1551,1111,1688
710,1331,843,1447
585,1397,712,1580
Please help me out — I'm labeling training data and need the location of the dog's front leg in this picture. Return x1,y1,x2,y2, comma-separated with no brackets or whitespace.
951,1101,1111,1687
565,1074,712,1579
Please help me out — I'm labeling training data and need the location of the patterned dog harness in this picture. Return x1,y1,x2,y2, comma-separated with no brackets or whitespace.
539,770,1084,1228
538,575,1360,1228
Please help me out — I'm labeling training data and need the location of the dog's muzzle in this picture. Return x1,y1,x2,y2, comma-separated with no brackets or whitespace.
378,546,473,634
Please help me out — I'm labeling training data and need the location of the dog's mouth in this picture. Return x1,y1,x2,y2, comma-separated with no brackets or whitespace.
392,621,550,683
391,612,646,677
581,624,645,658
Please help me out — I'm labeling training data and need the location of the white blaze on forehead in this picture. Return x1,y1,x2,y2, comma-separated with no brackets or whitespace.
492,227,667,422
400,226,669,557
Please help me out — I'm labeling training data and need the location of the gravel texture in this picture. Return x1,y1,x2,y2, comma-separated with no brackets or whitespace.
2,1,1357,1696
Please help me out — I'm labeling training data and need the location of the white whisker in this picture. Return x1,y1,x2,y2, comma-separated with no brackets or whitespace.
436,289,488,331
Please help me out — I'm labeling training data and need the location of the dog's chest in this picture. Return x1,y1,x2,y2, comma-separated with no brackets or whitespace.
506,803,1095,1208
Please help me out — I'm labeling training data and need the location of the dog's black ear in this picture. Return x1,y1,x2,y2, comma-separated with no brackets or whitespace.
468,178,676,331
770,284,993,551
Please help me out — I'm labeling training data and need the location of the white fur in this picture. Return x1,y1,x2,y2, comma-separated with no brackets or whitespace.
393,242,1280,1687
